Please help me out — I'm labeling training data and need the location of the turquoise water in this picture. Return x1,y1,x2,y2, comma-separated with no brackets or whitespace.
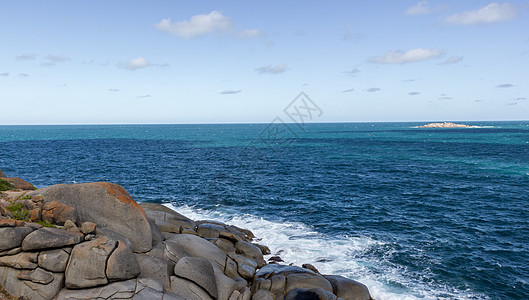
1,121,528,299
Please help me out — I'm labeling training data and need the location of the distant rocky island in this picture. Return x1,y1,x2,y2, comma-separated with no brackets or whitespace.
418,122,478,128
0,169,371,300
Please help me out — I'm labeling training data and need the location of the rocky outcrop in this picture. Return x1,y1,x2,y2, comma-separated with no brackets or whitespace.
29,182,152,253
418,122,477,128
0,169,6,178
0,174,372,300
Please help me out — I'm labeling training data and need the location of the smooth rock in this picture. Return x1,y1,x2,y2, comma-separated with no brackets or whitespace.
0,266,64,300
0,247,22,257
174,256,218,298
17,267,54,284
149,218,165,244
0,226,34,251
228,253,257,280
197,223,224,238
65,236,117,288
170,276,213,300
324,275,372,300
64,219,81,233
211,261,237,300
96,227,134,250
235,241,265,267
213,238,236,253
252,289,275,300
41,201,77,225
30,182,152,252
21,227,83,251
141,203,196,231
285,288,337,300
165,234,226,268
80,221,96,234
5,177,36,190
38,248,70,272
135,253,174,290
56,278,137,300
106,240,141,282
0,252,38,269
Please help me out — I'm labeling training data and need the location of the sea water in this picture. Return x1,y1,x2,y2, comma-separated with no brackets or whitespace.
1,122,528,299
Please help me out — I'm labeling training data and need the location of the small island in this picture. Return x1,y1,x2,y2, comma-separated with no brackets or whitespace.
418,122,478,128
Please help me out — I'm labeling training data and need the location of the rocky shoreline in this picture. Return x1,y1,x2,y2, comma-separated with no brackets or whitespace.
0,169,372,300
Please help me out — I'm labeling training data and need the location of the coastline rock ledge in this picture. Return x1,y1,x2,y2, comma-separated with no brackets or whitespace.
0,169,372,300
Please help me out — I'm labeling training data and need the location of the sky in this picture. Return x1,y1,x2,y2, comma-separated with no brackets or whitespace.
1,0,528,124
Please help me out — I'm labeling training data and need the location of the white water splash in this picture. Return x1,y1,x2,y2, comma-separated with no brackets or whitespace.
165,203,488,300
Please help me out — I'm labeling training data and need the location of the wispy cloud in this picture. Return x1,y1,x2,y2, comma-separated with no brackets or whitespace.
156,11,233,38
344,68,361,76
371,48,444,64
444,3,517,25
496,83,514,88
18,73,29,78
137,94,151,98
42,55,70,66
16,53,37,60
438,56,463,65
507,102,517,106
405,1,432,15
220,89,241,95
0,72,9,77
342,88,355,93
366,87,381,92
515,97,526,100
439,96,452,100
255,64,288,74
108,88,120,92
409,91,421,95
238,29,264,38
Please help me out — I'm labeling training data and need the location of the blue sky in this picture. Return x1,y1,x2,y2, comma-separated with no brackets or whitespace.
1,0,528,124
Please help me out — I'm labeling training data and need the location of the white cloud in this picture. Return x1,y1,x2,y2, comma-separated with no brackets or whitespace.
156,11,233,38
124,57,150,71
19,73,29,78
220,89,241,95
405,1,431,15
0,72,9,77
42,55,71,66
367,87,381,92
438,56,463,65
108,88,120,92
409,91,421,95
255,64,288,74
444,3,517,25
137,95,151,98
371,48,444,64
342,88,355,93
238,29,263,38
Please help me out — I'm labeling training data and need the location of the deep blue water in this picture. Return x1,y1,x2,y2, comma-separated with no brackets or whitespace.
1,122,528,299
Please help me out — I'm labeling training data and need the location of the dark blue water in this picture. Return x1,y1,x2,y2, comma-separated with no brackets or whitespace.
1,122,528,299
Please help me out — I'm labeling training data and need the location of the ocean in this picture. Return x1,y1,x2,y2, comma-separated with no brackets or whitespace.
1,122,528,299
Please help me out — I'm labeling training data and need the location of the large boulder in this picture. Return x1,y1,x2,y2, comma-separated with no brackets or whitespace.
0,252,38,269
0,266,64,300
285,288,337,300
41,201,77,225
4,177,36,190
174,257,218,298
21,227,83,251
170,276,213,300
0,226,34,251
106,240,141,282
65,236,117,288
135,253,174,290
164,234,226,269
252,264,334,298
30,182,152,252
323,275,372,300
38,248,70,272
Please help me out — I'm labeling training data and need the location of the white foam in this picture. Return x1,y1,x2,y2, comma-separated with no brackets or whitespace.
164,203,488,300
